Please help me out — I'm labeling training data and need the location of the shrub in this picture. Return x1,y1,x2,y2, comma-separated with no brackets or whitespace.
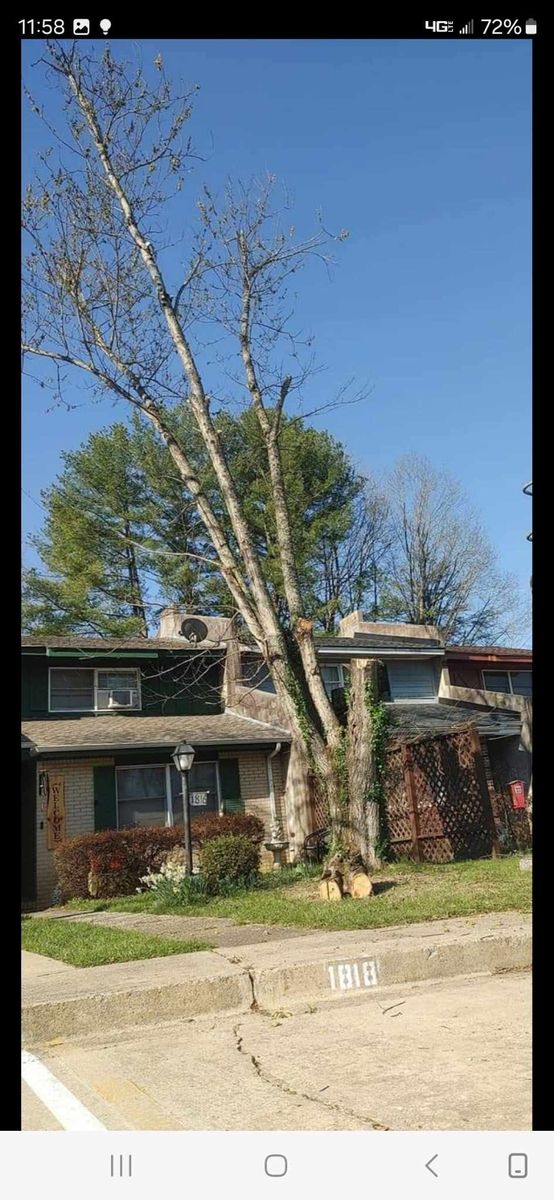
190,813,265,848
54,826,184,901
140,855,208,907
200,834,260,896
53,814,265,901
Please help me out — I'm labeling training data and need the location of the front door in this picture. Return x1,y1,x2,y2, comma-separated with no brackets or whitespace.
170,762,219,821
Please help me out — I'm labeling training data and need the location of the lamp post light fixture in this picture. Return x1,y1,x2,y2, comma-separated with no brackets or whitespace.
171,742,196,874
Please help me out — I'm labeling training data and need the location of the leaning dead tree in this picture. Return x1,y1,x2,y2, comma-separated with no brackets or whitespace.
22,42,378,866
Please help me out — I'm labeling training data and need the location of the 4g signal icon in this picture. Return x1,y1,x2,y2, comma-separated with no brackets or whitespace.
459,19,474,35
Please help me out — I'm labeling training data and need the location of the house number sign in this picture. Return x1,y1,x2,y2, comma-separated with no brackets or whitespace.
327,960,379,991
190,791,209,806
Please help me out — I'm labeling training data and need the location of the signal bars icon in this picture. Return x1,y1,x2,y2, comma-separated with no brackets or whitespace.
459,20,474,35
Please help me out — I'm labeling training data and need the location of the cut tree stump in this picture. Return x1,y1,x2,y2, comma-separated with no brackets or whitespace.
319,877,344,902
350,871,373,898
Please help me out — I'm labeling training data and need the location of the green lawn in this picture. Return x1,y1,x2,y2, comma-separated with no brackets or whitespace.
61,855,531,933
22,918,210,967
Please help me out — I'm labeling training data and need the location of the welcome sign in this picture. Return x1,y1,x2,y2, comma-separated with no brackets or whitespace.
46,776,66,849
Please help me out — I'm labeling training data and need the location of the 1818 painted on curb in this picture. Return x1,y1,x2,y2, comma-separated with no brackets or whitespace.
327,960,379,990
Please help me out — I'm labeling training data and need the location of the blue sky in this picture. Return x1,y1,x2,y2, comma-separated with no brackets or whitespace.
22,39,532,635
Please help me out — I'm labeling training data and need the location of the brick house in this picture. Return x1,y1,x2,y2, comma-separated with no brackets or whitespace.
21,622,291,908
21,608,531,907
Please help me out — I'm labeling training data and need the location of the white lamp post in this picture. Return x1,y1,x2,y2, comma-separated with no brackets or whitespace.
171,743,196,874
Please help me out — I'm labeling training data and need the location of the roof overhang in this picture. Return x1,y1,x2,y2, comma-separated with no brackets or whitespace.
318,646,445,659
33,737,289,755
446,650,531,664
45,648,160,659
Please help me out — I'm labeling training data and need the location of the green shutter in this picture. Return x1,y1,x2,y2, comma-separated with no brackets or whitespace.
24,664,49,715
219,758,243,814
93,765,117,830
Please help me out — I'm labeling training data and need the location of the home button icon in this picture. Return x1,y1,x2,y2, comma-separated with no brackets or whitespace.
265,1154,288,1177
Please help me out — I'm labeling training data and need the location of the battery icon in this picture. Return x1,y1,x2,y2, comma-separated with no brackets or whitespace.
525,18,537,34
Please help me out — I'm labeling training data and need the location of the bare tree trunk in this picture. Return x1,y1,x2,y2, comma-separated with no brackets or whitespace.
123,519,148,637
238,267,340,743
346,658,381,869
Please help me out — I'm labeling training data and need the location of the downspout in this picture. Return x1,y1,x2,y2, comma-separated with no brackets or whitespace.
266,742,282,831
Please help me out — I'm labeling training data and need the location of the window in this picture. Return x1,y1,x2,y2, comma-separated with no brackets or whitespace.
482,670,532,698
240,654,276,694
170,762,219,818
96,670,141,709
49,667,141,712
511,671,532,698
386,660,437,701
117,766,167,828
49,668,94,712
321,663,346,698
116,762,221,829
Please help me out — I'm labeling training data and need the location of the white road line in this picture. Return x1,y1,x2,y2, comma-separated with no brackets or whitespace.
21,1050,106,1131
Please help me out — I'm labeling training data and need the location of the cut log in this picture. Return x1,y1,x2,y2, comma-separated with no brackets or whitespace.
350,871,373,898
319,877,343,902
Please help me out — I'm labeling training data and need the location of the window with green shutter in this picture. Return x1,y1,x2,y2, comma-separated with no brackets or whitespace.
219,758,243,814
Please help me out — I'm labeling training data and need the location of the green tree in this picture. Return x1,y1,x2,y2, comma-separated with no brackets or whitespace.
23,425,151,637
163,406,365,626
23,407,368,634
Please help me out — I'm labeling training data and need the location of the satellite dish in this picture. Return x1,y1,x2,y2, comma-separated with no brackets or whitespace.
180,617,209,645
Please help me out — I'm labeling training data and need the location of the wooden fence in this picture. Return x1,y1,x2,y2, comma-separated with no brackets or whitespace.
383,723,500,863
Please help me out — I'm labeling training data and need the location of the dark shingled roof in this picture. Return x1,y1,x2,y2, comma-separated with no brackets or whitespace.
445,644,532,658
21,711,291,754
387,700,522,740
316,634,443,651
21,635,225,654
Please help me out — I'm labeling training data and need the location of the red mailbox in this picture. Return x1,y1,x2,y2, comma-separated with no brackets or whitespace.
509,780,526,810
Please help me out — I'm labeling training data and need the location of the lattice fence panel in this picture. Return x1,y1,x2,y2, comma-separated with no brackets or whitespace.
383,744,417,861
384,724,495,863
307,769,329,832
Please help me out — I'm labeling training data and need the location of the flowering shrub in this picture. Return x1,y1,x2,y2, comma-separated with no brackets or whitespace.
140,853,208,907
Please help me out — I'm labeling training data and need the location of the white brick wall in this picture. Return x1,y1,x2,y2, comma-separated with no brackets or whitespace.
35,758,114,907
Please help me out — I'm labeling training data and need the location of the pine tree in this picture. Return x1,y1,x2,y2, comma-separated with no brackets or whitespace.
23,425,151,637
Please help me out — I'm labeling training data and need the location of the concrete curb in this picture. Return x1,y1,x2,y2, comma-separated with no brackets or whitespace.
22,918,531,1045
23,972,253,1044
251,930,531,1010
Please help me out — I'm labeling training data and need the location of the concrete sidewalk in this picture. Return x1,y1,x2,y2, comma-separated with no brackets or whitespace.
22,910,531,1044
30,906,315,948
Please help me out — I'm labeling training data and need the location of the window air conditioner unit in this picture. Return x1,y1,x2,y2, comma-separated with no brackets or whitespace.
108,690,134,709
